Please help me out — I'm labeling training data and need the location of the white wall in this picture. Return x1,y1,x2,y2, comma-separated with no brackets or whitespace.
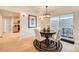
20,13,51,39
40,17,50,29
20,13,41,39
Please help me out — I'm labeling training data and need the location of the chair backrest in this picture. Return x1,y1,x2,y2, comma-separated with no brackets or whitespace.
34,29,41,41
55,30,61,42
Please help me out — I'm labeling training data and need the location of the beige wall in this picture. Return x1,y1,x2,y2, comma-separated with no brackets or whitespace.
73,13,79,51
0,14,3,37
0,13,20,37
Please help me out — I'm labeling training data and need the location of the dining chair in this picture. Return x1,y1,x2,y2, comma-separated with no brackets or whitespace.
50,29,61,49
56,30,61,49
34,29,44,41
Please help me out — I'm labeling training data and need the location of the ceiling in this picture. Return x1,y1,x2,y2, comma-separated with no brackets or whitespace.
0,6,79,16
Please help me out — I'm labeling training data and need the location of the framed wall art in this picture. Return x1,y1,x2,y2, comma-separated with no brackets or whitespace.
28,15,37,28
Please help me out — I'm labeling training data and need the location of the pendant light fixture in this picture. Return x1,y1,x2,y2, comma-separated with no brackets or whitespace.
43,6,51,18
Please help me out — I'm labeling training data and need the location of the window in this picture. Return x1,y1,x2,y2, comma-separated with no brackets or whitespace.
60,14,73,38
50,16,59,32
50,14,73,39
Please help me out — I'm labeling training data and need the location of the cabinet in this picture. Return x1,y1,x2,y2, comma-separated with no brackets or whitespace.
13,17,20,33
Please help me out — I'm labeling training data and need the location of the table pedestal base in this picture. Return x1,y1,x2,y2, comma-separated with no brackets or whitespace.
33,40,62,52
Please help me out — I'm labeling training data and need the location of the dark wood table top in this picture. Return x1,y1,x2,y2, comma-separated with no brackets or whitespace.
40,30,56,37
40,30,56,33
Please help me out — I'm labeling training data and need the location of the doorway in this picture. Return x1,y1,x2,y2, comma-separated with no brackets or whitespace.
3,17,11,33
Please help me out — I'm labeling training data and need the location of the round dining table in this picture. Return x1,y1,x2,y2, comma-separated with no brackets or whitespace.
33,30,62,52
40,31,56,47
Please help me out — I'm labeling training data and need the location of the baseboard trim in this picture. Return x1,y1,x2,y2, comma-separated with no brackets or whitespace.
61,38,74,44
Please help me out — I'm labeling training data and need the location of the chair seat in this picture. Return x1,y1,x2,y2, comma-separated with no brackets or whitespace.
34,29,45,41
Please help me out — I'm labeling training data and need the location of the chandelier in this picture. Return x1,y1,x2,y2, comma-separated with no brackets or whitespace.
43,6,51,18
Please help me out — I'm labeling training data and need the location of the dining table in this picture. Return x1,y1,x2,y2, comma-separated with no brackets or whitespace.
40,30,56,47
33,30,62,52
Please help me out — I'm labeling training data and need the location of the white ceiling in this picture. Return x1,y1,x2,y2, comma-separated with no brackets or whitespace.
0,6,79,16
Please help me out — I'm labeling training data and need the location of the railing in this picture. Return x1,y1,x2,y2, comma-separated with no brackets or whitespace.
61,28,73,38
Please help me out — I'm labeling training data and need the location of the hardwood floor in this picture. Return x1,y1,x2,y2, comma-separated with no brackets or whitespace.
0,37,38,52
0,36,78,52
